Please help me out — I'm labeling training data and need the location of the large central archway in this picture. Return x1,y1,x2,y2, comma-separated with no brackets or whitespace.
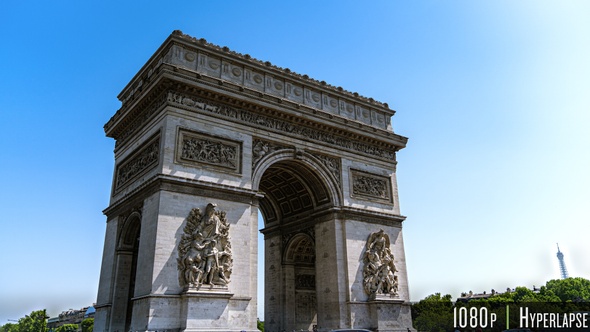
255,154,340,331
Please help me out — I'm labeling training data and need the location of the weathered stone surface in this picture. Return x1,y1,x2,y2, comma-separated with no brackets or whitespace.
96,31,413,332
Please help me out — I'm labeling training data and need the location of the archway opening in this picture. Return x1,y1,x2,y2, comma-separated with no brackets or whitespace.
256,159,334,332
114,214,141,331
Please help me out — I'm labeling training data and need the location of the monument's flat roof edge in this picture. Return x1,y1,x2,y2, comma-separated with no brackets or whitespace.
116,30,397,113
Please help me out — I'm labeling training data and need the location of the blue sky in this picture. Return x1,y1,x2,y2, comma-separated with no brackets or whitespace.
1,0,589,324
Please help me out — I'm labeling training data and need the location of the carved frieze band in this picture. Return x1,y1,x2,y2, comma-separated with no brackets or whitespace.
168,91,396,162
176,128,242,173
115,91,169,147
115,133,160,191
350,169,392,203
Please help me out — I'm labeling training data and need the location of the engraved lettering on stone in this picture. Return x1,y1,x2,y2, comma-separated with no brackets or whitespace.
180,132,239,171
177,203,233,289
363,229,398,299
351,169,392,202
115,135,160,189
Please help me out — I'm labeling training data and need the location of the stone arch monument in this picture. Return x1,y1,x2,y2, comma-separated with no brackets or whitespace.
95,31,413,332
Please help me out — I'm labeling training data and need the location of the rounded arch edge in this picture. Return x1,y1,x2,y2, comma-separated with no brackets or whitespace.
252,149,343,208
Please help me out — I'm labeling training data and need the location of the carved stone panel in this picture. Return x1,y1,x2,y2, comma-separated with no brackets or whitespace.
285,82,304,104
221,60,244,85
322,94,340,115
265,75,286,98
363,230,398,300
197,53,222,78
350,169,392,204
304,87,322,109
166,90,397,161
252,138,291,170
177,203,233,290
243,68,265,92
371,110,388,129
339,100,356,120
311,153,342,189
176,128,242,174
115,133,160,191
356,105,372,125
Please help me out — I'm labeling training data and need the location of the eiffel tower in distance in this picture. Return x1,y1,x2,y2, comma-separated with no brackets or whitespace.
556,243,569,279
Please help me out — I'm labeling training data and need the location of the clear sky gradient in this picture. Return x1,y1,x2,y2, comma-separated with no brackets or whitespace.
1,0,589,324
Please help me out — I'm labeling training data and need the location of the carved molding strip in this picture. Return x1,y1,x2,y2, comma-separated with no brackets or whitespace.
350,169,392,203
114,91,169,148
168,91,396,162
115,133,160,191
176,128,242,174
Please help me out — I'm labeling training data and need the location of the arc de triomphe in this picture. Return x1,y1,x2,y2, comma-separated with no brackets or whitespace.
95,31,413,332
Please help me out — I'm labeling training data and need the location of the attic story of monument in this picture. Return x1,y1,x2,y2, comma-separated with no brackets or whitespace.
95,30,413,332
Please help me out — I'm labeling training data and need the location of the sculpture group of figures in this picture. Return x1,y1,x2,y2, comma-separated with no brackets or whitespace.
363,229,399,299
177,203,233,289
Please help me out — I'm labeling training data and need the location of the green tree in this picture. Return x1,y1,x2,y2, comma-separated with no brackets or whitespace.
256,318,264,331
17,309,48,332
0,323,19,332
81,318,93,332
545,277,590,302
412,293,454,332
55,324,78,332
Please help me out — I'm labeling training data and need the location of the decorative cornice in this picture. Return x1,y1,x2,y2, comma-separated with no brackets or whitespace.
169,30,392,111
106,31,409,147
163,88,399,162
103,174,263,218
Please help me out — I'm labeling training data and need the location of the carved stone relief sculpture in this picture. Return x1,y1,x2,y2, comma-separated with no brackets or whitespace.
252,138,290,169
177,203,233,290
176,128,242,173
351,169,392,204
363,229,399,299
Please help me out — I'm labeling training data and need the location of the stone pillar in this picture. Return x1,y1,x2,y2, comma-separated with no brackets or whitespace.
95,216,119,331
314,219,348,331
264,234,282,332
109,251,134,331
283,263,296,329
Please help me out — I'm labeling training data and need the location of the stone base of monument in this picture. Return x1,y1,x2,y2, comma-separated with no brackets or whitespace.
368,300,415,332
180,289,256,332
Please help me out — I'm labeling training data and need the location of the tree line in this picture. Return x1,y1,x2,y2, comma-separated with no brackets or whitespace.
0,310,93,332
412,277,590,332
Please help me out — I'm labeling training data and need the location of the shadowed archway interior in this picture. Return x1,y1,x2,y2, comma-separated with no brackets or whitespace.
258,160,331,227
257,160,333,331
